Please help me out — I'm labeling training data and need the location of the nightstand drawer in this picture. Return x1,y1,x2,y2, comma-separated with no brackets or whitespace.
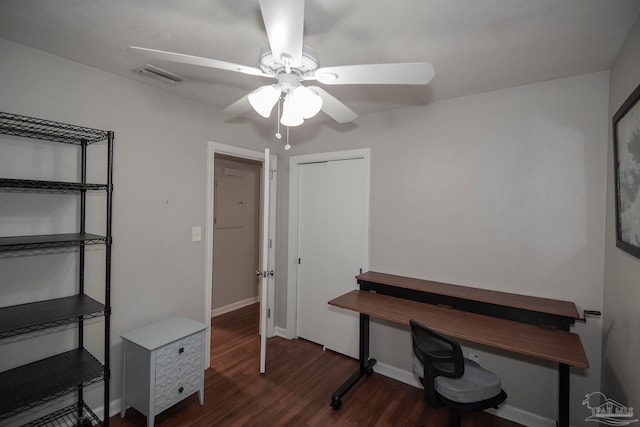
154,363,201,413
155,333,202,378
154,333,202,413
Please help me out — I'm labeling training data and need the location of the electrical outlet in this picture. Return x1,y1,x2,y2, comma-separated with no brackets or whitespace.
468,352,480,363
192,226,202,242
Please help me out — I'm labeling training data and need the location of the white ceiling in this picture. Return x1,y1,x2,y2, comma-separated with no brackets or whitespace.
1,0,639,125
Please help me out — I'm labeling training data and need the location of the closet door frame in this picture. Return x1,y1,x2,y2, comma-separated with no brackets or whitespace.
286,148,370,340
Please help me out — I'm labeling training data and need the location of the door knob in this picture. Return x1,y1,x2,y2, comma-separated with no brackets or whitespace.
256,270,275,278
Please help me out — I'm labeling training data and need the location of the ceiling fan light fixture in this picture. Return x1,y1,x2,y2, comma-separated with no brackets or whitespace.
248,85,281,118
280,93,304,127
293,86,323,119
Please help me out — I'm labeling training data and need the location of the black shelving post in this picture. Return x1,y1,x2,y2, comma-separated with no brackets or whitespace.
104,130,114,427
78,137,87,420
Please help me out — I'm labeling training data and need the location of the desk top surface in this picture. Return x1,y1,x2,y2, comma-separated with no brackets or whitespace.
356,271,580,320
329,290,588,368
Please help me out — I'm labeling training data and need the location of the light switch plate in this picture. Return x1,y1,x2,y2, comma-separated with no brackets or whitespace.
192,226,202,242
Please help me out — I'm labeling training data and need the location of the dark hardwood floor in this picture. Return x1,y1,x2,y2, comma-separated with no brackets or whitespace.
111,304,522,426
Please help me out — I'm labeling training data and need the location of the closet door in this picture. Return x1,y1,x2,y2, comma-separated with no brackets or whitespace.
323,159,365,358
296,158,366,359
295,162,328,347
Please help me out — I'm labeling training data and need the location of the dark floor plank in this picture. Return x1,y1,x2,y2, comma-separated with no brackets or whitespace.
111,304,521,426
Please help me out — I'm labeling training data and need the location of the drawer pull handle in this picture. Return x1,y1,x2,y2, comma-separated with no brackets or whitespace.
179,347,184,354
178,386,184,394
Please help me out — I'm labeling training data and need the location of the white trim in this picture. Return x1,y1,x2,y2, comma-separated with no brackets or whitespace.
486,405,556,427
374,361,555,427
374,360,421,388
213,143,269,160
288,148,371,164
286,148,371,339
97,397,124,421
205,142,276,370
274,326,292,339
204,142,214,370
211,297,259,318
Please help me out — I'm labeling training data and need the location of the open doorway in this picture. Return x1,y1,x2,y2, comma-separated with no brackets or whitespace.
204,142,277,371
211,154,261,318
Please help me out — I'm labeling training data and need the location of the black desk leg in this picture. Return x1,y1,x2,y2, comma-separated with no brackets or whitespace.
558,363,570,427
330,313,377,409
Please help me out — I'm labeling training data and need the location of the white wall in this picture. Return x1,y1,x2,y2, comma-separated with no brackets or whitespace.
603,15,640,411
280,72,609,425
0,37,273,424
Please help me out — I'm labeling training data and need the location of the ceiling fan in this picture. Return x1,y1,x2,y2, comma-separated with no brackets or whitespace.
129,0,435,127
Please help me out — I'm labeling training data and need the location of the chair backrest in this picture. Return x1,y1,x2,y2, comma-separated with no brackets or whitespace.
410,319,466,407
410,319,464,378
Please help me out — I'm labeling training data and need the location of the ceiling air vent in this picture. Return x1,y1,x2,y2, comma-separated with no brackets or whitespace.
135,64,184,85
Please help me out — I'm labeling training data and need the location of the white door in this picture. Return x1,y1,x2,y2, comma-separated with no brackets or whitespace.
295,162,328,346
259,148,277,373
296,157,367,359
324,159,366,356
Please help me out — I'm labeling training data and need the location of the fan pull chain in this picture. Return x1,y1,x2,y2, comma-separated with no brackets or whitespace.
275,97,282,139
285,126,291,150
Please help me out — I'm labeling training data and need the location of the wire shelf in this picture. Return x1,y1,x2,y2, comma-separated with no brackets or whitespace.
0,349,105,419
0,112,109,145
21,402,102,426
0,233,108,253
0,295,105,338
0,178,108,193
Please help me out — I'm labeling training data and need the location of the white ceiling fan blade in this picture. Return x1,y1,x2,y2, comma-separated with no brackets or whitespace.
313,62,435,85
307,86,358,123
223,95,251,115
259,0,304,67
129,46,272,78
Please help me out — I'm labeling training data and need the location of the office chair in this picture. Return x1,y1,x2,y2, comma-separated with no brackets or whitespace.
410,319,507,427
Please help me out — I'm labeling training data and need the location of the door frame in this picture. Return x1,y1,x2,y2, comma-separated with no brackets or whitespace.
286,148,370,339
205,142,277,368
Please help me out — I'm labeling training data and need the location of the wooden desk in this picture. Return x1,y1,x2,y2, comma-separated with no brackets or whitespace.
328,272,588,427
356,271,581,330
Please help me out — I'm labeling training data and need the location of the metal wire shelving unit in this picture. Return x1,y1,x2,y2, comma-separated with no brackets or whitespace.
0,112,113,426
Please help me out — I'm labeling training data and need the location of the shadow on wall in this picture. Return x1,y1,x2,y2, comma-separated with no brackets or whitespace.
600,321,629,406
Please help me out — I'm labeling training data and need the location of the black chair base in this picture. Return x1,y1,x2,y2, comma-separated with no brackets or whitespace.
443,390,507,427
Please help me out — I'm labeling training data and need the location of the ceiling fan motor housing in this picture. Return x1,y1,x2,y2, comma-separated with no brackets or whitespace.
258,45,320,76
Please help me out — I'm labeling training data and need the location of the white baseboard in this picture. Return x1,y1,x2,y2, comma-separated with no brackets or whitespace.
90,397,122,423
374,361,555,427
211,297,258,317
274,326,291,339
486,405,556,427
375,360,421,388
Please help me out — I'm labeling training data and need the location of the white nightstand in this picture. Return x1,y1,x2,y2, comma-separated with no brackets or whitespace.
120,316,207,427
